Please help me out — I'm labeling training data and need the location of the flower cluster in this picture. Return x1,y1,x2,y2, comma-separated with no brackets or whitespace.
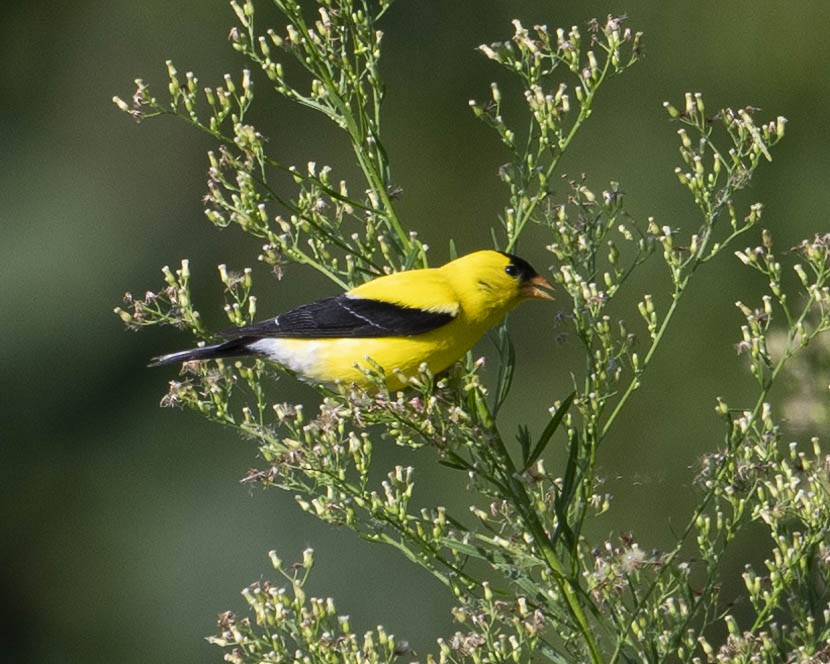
470,16,642,249
208,549,409,662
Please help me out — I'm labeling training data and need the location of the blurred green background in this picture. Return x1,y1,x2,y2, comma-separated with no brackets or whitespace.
3,0,829,661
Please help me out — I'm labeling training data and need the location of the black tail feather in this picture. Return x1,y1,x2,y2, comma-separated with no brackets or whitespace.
148,338,256,367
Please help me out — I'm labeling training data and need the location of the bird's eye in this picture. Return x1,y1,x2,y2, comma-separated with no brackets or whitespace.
505,264,519,277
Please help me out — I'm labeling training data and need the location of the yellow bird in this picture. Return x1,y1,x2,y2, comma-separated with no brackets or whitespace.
150,250,553,390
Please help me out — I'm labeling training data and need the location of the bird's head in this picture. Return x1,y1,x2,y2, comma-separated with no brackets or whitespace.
441,250,554,323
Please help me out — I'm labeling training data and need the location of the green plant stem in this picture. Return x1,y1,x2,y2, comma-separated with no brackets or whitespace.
599,286,682,442
506,53,615,253
599,179,747,442
279,6,410,254
475,392,603,663
608,308,812,662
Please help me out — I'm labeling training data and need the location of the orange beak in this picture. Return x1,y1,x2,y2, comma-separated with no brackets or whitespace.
521,274,555,300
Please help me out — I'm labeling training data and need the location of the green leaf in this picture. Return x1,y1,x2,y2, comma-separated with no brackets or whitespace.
517,424,532,468
551,431,580,551
437,458,469,471
492,322,516,417
521,391,575,472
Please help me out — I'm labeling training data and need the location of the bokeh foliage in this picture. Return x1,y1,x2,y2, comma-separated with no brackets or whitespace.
4,0,830,662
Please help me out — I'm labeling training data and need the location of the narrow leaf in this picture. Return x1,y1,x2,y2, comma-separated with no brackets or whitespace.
551,429,580,551
517,424,532,467
492,323,516,417
522,391,575,472
438,458,469,471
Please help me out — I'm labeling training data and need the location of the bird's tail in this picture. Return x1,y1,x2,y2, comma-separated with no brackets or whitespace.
148,338,253,367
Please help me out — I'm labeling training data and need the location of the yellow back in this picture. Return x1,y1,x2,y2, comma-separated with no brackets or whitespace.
347,250,525,324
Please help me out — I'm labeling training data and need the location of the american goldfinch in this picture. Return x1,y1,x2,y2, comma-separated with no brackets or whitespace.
150,250,553,390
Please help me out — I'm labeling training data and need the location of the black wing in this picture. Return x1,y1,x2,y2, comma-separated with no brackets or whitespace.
217,295,456,339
